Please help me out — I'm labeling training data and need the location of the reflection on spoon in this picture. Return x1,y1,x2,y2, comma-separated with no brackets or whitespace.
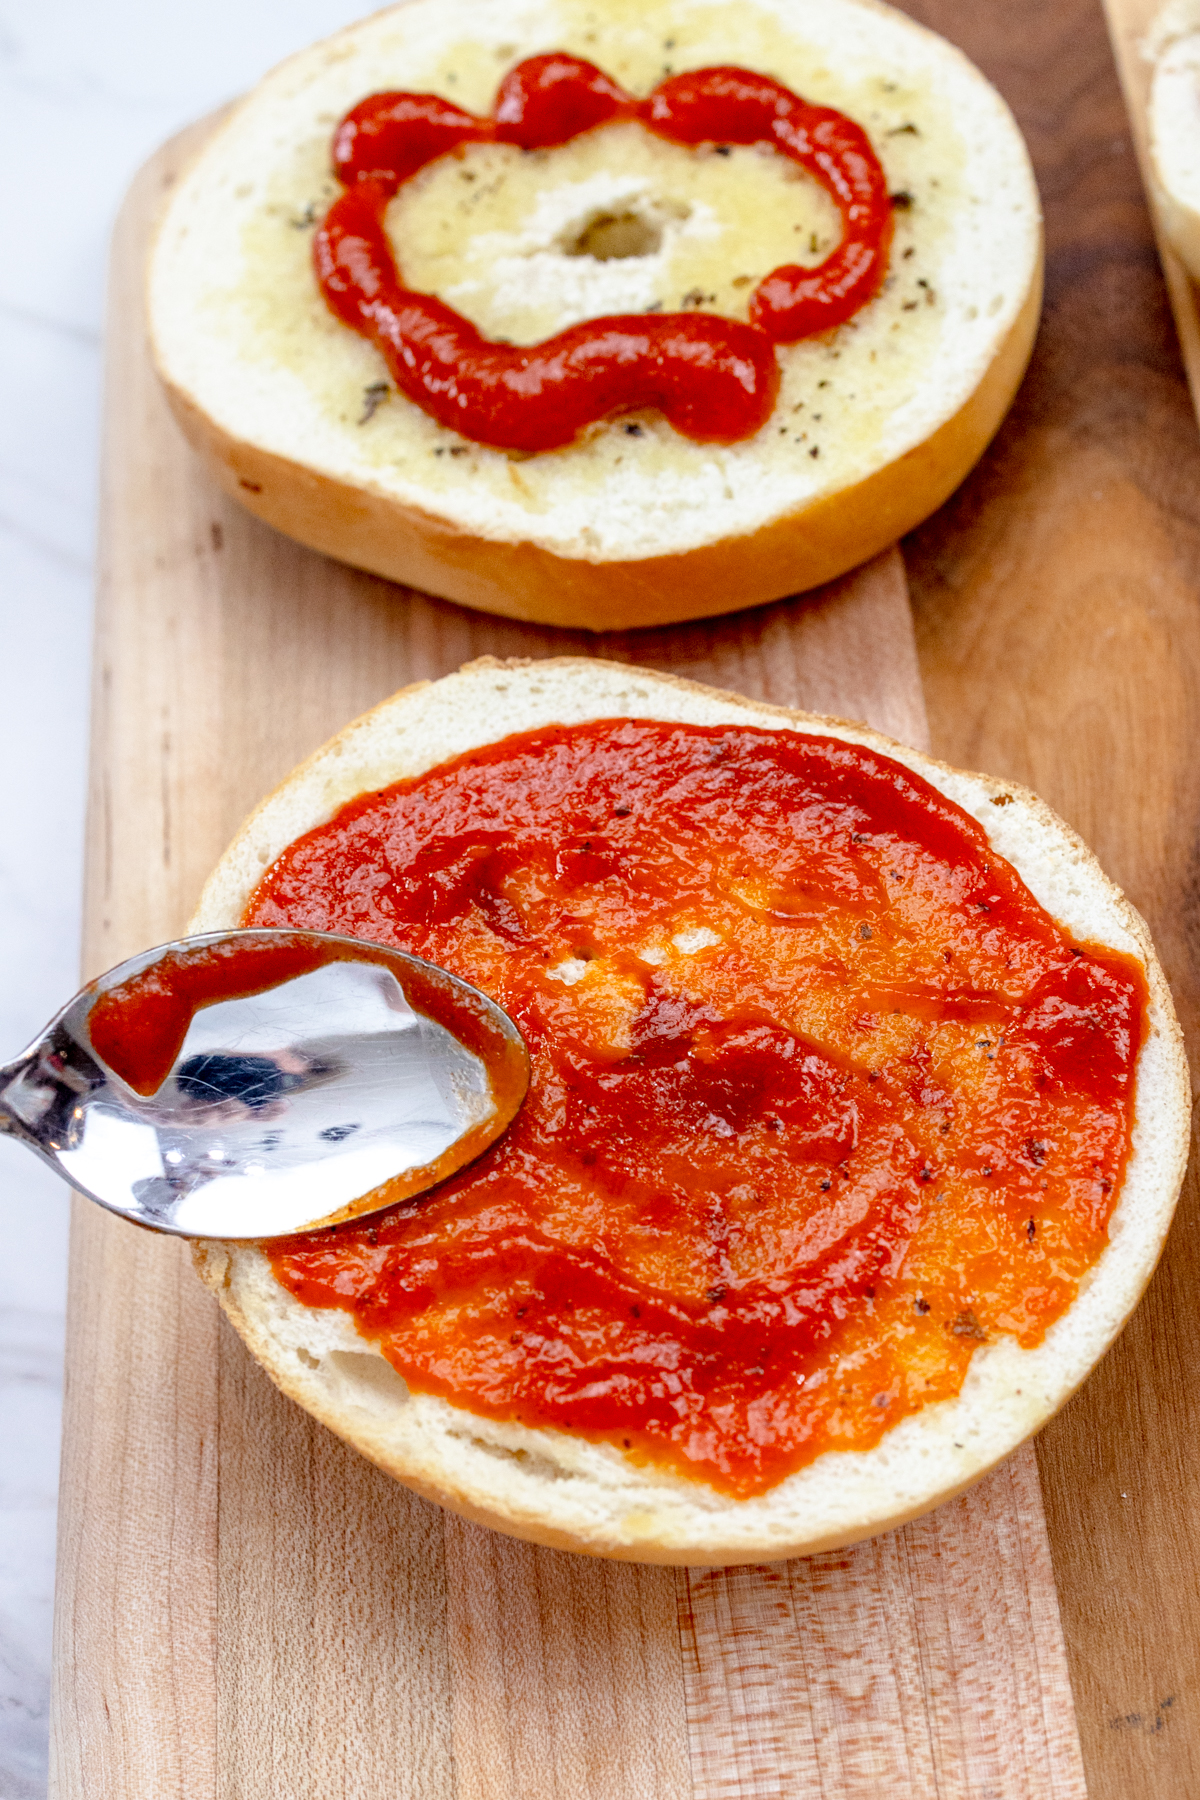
0,930,529,1240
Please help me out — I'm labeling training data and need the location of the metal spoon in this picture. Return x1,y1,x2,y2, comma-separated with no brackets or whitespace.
0,929,529,1239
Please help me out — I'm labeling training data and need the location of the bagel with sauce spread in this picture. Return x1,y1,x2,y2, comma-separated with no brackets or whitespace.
190,659,1188,1564
148,0,1042,630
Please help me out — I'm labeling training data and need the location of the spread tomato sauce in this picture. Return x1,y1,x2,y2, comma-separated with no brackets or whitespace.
316,56,892,451
246,720,1146,1496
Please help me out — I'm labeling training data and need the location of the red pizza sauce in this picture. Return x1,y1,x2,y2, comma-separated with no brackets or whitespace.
247,721,1146,1496
315,56,892,451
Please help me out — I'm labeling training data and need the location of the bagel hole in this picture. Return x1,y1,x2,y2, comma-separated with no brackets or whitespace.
561,208,667,261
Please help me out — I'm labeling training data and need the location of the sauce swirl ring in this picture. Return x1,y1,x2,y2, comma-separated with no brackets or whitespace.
315,55,893,452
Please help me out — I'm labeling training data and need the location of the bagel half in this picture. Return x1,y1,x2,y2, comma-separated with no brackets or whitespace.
189,658,1188,1564
149,0,1042,631
1149,0,1200,280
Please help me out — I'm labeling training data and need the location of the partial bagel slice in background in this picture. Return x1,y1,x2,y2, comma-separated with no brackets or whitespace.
148,0,1042,630
189,658,1189,1566
1148,0,1200,279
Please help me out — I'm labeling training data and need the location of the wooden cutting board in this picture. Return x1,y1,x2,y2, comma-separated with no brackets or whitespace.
45,0,1200,1791
47,114,1087,1800
902,3,1200,1795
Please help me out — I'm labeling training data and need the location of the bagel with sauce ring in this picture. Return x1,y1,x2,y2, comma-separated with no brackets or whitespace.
148,0,1042,629
190,659,1188,1564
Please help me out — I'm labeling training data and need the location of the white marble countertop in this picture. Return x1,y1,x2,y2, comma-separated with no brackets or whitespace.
0,5,369,1792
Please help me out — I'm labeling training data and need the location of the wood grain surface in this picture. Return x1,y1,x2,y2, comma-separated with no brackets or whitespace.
44,94,1099,1800
901,1,1200,1796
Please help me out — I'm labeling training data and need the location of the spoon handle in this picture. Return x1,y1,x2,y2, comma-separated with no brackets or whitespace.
0,1052,51,1150
0,1029,101,1157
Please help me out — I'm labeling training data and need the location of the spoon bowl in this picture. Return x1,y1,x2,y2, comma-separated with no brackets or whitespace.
0,930,529,1239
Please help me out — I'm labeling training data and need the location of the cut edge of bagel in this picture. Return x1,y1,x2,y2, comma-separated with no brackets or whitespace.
186,658,1190,1563
155,268,1040,633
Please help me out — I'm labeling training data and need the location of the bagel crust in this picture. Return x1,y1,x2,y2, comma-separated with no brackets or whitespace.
190,659,1189,1564
149,0,1043,630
